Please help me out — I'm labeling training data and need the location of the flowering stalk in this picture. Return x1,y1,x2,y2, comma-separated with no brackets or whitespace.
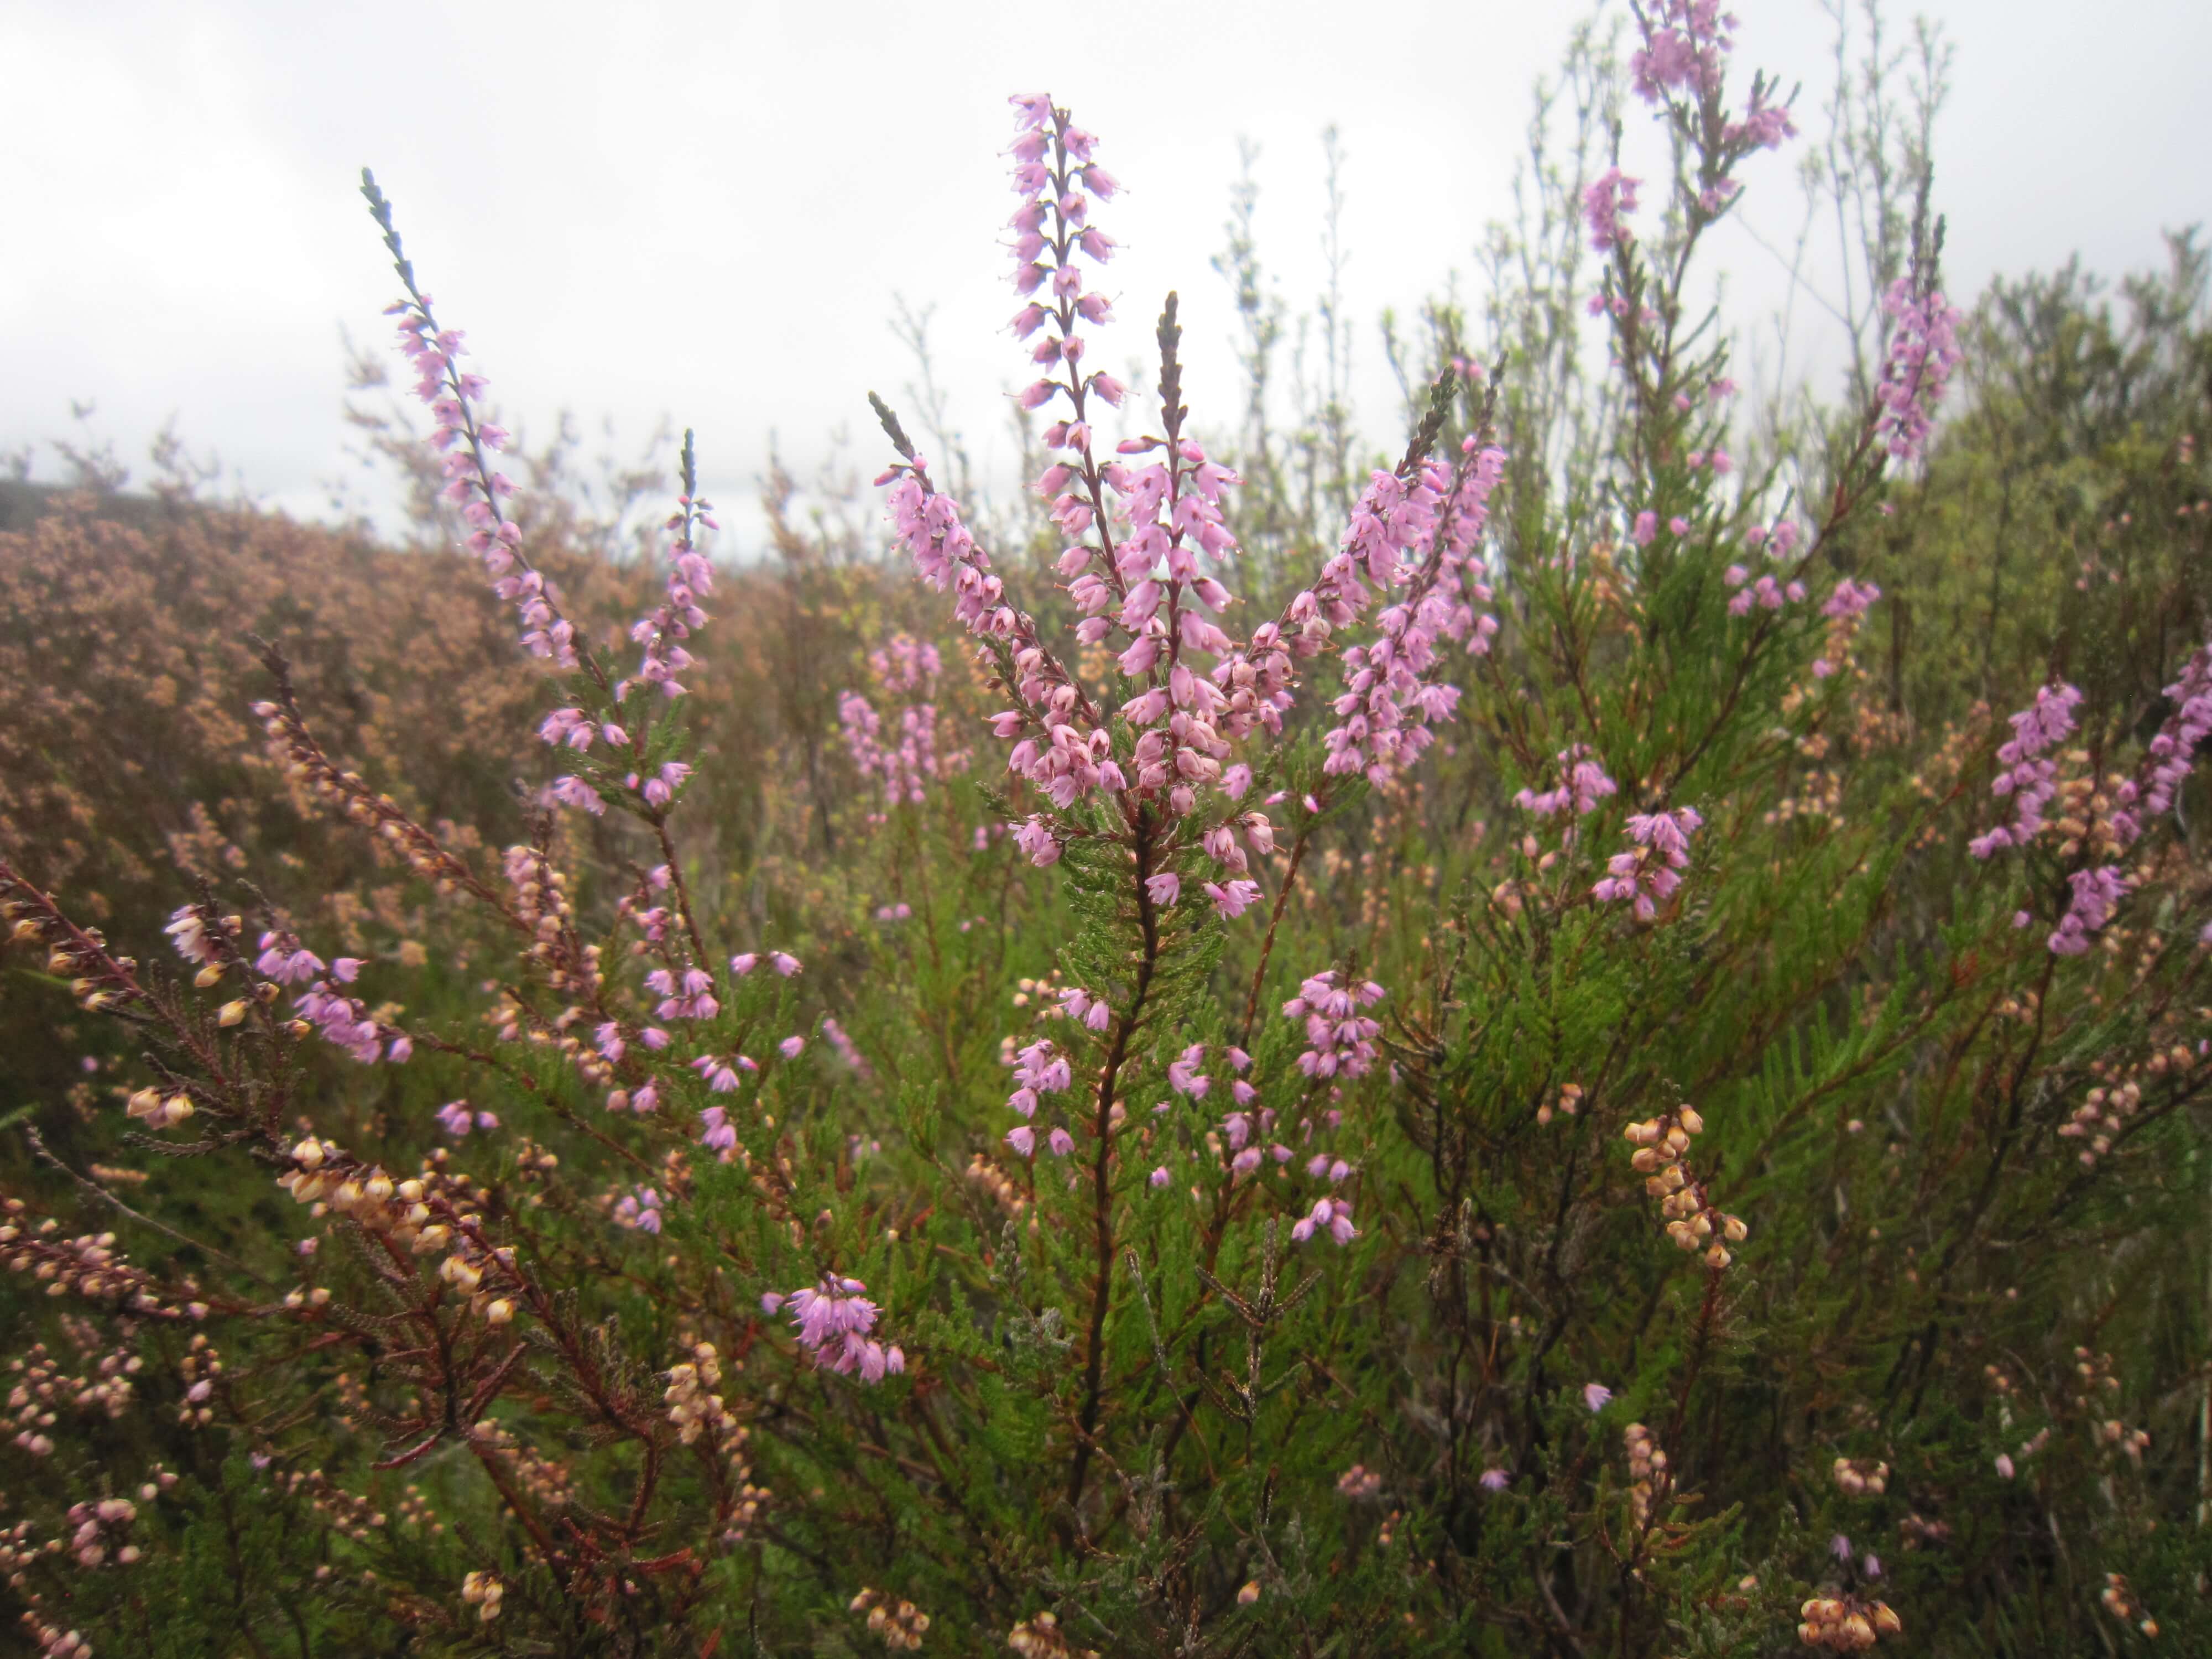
359,171,600,685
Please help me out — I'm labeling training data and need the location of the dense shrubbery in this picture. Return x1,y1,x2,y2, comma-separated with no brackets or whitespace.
3,6,2209,1655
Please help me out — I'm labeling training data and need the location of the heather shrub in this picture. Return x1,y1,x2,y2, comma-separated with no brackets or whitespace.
3,7,2209,1657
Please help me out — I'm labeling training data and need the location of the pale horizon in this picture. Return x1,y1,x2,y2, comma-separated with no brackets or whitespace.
4,0,2205,549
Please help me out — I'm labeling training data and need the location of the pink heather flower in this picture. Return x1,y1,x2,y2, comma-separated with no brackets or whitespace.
1006,1125,1035,1157
1583,1383,1613,1413
1290,1196,1357,1246
730,952,759,975
1822,578,1882,619
1167,1044,1211,1098
770,951,802,977
163,904,222,966
1994,1453,2015,1479
1515,743,1618,819
1149,1165,1170,1188
1874,275,1964,464
1146,871,1181,907
613,1185,663,1234
1969,682,2083,859
1013,817,1062,868
331,957,363,983
1205,879,1262,919
2049,865,2130,957
1479,1467,1511,1493
1583,168,1641,253
1337,1464,1384,1500
1047,1127,1075,1156
1284,968,1385,1078
1592,807,1705,921
778,1036,806,1060
1630,0,1731,104
774,1276,904,1384
2113,640,2212,849
1632,510,1658,547
820,1016,870,1076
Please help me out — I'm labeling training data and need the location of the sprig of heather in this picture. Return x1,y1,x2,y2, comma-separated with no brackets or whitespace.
621,429,717,705
1873,274,1965,465
1968,682,2082,860
359,170,599,684
1592,806,1705,920
2005,641,2212,956
838,635,966,812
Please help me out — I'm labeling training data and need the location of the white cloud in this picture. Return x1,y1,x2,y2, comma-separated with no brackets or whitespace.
4,0,2205,546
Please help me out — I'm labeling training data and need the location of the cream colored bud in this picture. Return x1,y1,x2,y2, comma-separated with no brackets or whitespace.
485,1299,514,1326
217,999,249,1027
1677,1107,1704,1135
194,963,226,989
294,1139,325,1170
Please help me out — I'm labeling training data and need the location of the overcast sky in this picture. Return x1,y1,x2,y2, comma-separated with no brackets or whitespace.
4,0,2206,549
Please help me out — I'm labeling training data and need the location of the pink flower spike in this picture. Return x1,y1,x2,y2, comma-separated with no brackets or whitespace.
1583,1383,1613,1412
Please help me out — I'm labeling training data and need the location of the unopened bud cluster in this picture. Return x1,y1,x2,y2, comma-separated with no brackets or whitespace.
2,1206,173,1317
252,698,481,901
64,1499,138,1568
849,1587,931,1650
1622,1108,1745,1267
461,1570,503,1623
664,1342,767,1538
1797,1594,1902,1650
1,883,140,1015
176,1335,223,1427
1830,1457,1888,1497
20,1613,93,1657
1008,1610,1095,1659
1623,1422,1667,1527
2057,1078,2142,1167
9,1339,142,1460
279,1139,513,1326
2099,1573,2157,1638
271,1465,383,1542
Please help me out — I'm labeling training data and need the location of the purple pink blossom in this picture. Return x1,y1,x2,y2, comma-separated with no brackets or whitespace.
762,1277,904,1384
